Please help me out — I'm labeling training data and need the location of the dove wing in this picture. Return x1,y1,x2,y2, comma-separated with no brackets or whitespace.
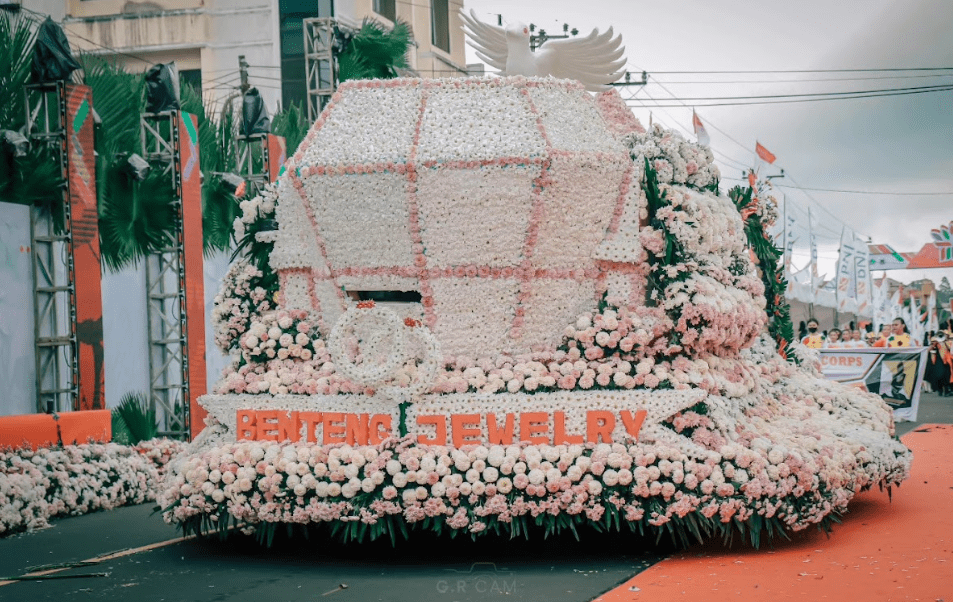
459,9,508,73
536,27,627,91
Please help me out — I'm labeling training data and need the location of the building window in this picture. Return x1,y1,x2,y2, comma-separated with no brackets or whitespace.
431,0,449,53
373,0,396,22
279,0,334,111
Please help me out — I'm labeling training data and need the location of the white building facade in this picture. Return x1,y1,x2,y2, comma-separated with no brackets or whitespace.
21,0,468,112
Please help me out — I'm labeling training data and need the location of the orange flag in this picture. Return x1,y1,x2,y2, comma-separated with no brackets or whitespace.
755,141,776,164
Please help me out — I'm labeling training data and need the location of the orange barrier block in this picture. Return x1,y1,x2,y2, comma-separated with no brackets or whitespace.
0,414,59,450
58,409,112,445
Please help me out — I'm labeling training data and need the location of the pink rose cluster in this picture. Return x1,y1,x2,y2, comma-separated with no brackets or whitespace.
217,303,773,400
212,259,273,354
160,416,909,542
219,309,367,396
431,301,679,395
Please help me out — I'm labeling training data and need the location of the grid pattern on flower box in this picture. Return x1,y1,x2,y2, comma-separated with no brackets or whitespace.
274,77,645,358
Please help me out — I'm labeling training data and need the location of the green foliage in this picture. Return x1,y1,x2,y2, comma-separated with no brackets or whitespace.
728,185,798,363
0,11,34,131
337,18,413,83
82,56,174,271
0,13,66,227
113,392,158,444
641,158,684,314
271,102,308,162
97,163,177,272
111,410,133,445
180,81,243,256
171,487,839,550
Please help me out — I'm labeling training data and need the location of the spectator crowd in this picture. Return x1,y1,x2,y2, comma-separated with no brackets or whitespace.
798,318,953,396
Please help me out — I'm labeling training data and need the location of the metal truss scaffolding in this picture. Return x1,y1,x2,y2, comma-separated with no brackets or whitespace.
304,17,338,122
141,112,190,438
236,133,271,198
24,82,78,413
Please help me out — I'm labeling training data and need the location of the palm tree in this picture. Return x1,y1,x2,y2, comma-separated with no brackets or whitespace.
0,10,64,230
337,18,414,83
85,57,178,271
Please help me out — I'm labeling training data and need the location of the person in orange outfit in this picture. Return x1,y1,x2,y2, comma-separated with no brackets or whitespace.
801,319,824,349
872,324,891,347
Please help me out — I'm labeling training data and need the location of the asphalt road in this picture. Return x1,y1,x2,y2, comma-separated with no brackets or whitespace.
1,391,948,602
0,514,665,602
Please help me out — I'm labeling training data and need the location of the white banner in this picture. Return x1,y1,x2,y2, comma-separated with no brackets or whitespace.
819,347,929,422
854,236,872,317
836,227,858,313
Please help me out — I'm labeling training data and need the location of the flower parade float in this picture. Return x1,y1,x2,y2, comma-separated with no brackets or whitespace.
160,75,911,547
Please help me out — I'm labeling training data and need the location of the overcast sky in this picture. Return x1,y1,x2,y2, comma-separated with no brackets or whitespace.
461,0,952,286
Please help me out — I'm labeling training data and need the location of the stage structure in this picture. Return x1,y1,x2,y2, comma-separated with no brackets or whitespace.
236,133,287,198
24,81,105,413
140,110,207,439
304,17,361,122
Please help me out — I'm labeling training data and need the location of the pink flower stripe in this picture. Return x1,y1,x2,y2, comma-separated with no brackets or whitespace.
406,86,437,329
295,157,547,178
288,171,346,311
418,156,546,170
548,149,630,164
314,264,612,282
334,76,586,94
509,88,555,339
605,164,636,236
595,89,646,136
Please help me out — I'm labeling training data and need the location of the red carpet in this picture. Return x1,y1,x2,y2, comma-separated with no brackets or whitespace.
595,424,953,602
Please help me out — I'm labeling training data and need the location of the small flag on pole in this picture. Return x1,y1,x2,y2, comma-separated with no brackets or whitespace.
755,141,776,164
692,110,710,146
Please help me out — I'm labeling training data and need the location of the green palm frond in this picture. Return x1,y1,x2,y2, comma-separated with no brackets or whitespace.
82,56,144,159
113,392,158,444
0,11,36,131
0,143,61,205
338,18,414,81
98,162,177,271
181,81,244,255
203,174,241,254
0,13,66,229
337,47,374,82
338,18,413,82
272,102,308,158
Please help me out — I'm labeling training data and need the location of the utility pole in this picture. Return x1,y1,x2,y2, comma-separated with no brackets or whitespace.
529,22,578,51
239,55,250,94
611,71,648,87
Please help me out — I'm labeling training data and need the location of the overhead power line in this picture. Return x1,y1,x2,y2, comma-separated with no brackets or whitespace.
648,67,953,74
643,76,873,240
775,184,953,196
652,73,953,84
628,85,953,107
631,83,953,102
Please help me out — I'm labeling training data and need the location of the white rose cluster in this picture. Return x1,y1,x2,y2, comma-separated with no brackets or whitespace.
1,441,184,536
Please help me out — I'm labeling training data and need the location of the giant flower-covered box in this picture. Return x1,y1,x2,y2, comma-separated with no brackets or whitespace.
161,77,911,547
272,77,646,359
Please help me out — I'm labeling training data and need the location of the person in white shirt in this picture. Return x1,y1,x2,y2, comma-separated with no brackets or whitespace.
823,328,844,349
845,329,865,348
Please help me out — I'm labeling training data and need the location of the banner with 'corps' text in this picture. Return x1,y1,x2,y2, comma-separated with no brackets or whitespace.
819,348,929,422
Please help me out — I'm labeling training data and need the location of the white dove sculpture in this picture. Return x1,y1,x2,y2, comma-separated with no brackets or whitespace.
460,9,627,92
